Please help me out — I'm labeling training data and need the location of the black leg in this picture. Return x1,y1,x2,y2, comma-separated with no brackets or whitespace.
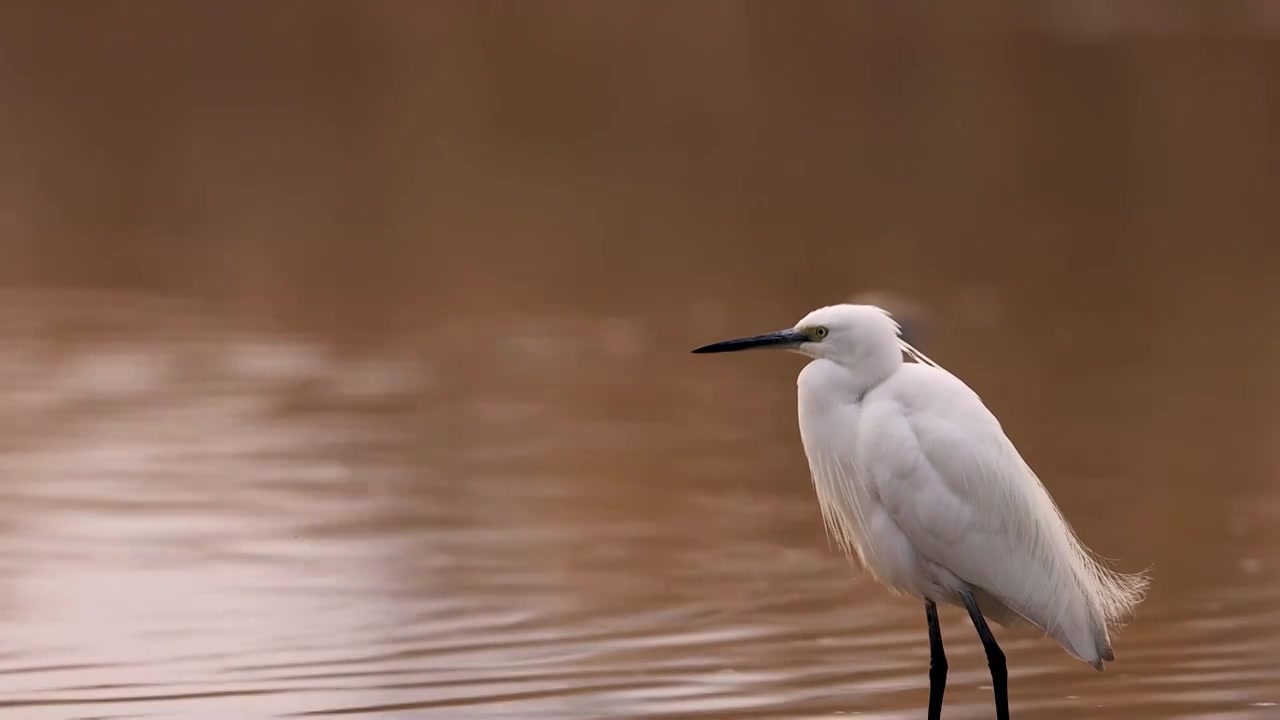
961,590,1008,720
925,600,947,720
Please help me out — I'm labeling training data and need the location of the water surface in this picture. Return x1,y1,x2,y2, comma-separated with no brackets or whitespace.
0,288,1276,719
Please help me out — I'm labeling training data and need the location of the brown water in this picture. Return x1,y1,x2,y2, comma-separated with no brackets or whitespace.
0,286,1277,719
2,3,1280,718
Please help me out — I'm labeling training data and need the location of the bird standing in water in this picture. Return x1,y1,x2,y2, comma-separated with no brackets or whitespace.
692,304,1146,720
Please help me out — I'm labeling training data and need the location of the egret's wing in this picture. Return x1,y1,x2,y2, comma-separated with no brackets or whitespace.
861,364,1145,665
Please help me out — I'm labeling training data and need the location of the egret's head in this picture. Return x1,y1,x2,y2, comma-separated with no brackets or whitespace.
691,304,905,366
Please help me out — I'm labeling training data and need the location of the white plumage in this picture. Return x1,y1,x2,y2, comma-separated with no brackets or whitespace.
795,305,1146,668
693,302,1147,716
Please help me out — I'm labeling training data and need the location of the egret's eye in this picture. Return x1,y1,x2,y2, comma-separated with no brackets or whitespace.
813,326,829,340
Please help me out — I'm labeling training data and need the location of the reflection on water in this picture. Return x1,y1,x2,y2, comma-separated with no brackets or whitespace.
0,290,1276,719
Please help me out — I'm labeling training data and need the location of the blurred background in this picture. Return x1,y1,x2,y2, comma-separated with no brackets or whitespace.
0,2,1278,718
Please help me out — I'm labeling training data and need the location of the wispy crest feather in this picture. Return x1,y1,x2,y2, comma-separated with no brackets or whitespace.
876,306,941,369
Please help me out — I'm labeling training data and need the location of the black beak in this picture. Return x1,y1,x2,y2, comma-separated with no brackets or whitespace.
691,329,806,354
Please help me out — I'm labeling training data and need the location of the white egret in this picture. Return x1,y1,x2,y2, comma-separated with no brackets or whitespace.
692,303,1147,720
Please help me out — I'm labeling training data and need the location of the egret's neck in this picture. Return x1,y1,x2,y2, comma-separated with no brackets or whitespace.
808,341,902,397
